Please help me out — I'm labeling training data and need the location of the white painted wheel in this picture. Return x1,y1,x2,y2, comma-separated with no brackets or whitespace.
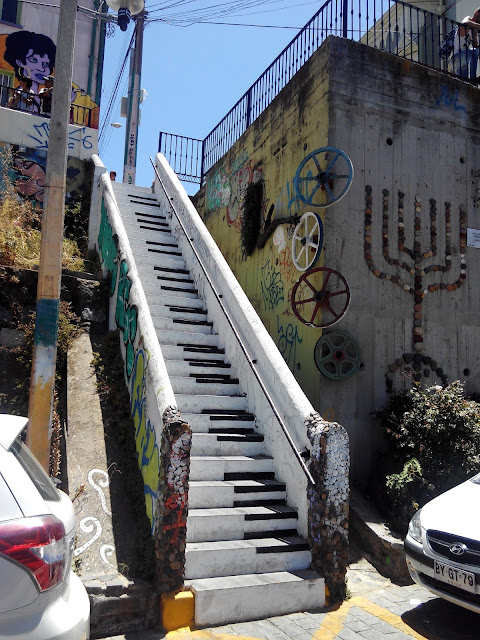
292,211,324,272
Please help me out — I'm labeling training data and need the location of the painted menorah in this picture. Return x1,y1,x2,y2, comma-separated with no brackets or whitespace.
364,185,467,384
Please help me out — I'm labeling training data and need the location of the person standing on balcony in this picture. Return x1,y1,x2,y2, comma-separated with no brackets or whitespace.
452,9,480,81
39,75,53,116
7,76,38,113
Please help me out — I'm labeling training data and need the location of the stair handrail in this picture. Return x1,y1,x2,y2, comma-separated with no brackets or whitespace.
150,156,315,486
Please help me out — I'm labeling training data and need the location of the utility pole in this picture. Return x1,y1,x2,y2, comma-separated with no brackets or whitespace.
27,0,77,470
123,10,144,184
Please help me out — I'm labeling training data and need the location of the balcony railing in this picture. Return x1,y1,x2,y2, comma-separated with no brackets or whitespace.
159,0,470,185
0,84,97,128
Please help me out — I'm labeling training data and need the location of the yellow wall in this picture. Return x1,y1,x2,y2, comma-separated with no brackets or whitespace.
194,45,332,408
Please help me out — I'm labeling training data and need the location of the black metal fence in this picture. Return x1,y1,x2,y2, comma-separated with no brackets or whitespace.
159,0,466,185
0,84,97,128
158,132,204,183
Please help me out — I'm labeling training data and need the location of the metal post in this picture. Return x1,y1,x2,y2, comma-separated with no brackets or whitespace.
342,0,348,38
123,10,144,184
27,0,77,470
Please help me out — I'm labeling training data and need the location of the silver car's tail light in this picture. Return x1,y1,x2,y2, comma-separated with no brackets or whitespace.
0,515,67,591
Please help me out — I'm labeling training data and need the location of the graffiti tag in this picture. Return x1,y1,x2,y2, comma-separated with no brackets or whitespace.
277,316,303,373
434,85,466,112
261,259,285,310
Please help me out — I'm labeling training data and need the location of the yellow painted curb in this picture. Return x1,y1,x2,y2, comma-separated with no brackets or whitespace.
161,591,195,632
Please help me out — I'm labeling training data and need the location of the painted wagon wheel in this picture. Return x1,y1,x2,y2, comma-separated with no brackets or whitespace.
314,330,361,380
292,211,324,272
291,267,350,328
294,146,354,208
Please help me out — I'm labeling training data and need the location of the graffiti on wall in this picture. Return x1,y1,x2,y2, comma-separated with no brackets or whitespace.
277,315,303,373
27,121,94,151
0,31,99,128
97,204,160,532
261,259,285,310
98,200,119,294
206,151,263,229
130,344,160,533
115,259,138,380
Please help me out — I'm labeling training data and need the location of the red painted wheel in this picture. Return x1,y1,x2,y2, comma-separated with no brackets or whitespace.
291,267,351,328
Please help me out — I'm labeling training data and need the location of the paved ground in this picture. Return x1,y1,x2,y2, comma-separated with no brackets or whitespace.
98,543,480,640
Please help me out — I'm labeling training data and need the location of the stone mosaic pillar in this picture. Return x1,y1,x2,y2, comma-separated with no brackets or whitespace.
305,412,349,602
154,407,192,593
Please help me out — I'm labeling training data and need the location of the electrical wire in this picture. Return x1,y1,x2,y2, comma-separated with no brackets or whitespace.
99,30,135,146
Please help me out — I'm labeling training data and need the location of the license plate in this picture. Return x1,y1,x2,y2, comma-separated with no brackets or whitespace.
434,560,476,593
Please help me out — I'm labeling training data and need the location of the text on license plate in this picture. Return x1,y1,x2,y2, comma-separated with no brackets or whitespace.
434,560,476,593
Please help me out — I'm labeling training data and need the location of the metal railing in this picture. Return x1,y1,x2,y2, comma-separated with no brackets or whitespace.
158,132,204,183
159,0,466,185
0,84,97,128
150,156,315,486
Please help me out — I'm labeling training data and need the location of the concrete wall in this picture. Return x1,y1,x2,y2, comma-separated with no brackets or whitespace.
193,36,480,482
0,107,97,158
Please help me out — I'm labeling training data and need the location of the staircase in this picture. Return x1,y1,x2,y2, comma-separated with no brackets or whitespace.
111,181,325,627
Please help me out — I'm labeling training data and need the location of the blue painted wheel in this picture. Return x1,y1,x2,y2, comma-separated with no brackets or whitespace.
294,147,354,208
292,212,324,272
314,330,361,380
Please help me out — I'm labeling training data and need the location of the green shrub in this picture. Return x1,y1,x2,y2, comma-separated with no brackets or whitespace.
374,382,480,533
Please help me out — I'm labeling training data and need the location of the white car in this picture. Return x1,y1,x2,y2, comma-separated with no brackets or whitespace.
0,415,90,639
405,474,480,614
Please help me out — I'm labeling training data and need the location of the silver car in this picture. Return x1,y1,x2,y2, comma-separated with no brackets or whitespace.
0,415,90,639
405,474,480,614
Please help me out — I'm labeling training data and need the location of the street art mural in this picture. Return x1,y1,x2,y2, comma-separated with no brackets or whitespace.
0,142,91,207
0,30,99,128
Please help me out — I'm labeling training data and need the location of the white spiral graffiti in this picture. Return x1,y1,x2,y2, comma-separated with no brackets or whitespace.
88,468,112,516
74,516,103,556
100,544,116,567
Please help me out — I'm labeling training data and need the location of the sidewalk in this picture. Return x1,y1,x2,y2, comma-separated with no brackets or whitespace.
97,548,439,640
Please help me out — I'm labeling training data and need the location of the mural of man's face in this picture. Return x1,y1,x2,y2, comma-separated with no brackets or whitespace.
17,49,51,83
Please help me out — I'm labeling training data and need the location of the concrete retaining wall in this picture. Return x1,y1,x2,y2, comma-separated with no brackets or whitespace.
192,36,480,482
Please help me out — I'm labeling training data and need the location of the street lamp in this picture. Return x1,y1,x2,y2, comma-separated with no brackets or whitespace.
105,0,143,30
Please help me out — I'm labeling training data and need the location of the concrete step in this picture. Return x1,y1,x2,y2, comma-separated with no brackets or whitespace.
181,412,256,433
185,536,311,579
186,569,325,627
175,394,247,414
155,330,220,347
188,478,286,509
186,505,298,543
165,359,230,377
150,297,205,312
152,316,213,335
120,227,173,243
160,345,226,362
191,433,264,457
189,454,273,481
170,377,241,396
148,305,208,323
136,255,187,272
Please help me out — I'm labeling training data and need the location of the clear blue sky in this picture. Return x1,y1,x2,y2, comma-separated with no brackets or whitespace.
98,1,325,194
